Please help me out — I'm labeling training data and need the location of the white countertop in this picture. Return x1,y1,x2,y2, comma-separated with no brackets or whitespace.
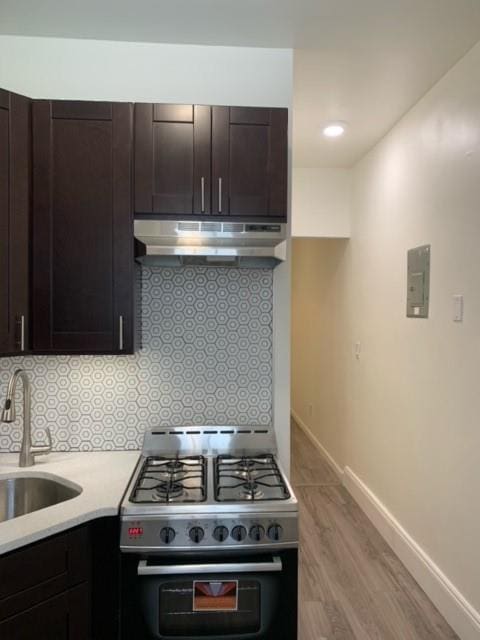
0,450,140,555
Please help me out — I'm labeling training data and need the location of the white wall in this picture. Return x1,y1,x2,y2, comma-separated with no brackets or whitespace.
292,39,480,638
0,35,293,468
292,168,351,238
291,238,349,469
347,40,480,630
0,35,291,106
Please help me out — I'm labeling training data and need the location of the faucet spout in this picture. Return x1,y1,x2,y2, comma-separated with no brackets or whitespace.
1,369,52,467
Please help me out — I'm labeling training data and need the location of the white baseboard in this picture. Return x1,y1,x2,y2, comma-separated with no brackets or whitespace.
290,410,480,640
343,467,480,640
291,409,344,480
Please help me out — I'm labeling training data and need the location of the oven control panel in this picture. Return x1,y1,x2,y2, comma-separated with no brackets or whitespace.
121,513,298,551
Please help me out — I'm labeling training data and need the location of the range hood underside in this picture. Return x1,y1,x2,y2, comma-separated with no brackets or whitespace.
134,220,287,269
135,243,286,268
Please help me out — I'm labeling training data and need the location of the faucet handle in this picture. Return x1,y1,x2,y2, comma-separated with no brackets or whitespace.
44,427,52,450
32,427,53,456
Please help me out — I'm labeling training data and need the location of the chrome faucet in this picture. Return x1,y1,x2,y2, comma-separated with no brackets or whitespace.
1,369,52,467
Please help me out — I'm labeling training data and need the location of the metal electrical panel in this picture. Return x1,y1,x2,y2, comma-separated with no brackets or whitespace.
407,245,430,318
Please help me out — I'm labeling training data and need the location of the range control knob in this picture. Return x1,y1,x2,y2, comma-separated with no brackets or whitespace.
189,526,205,544
231,525,247,542
159,527,176,544
213,526,229,542
249,525,265,542
267,524,283,541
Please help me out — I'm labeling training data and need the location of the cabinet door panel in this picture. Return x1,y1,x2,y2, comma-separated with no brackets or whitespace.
134,103,211,215
230,107,270,125
0,534,68,605
153,121,194,214
0,584,90,640
212,106,288,220
0,89,30,356
268,109,288,215
0,524,91,622
153,103,193,122
52,101,112,121
0,593,69,640
0,90,8,110
0,101,9,352
229,123,269,215
32,101,134,354
52,118,113,335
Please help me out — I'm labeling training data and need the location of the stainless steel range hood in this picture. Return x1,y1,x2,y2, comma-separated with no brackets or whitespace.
134,220,287,268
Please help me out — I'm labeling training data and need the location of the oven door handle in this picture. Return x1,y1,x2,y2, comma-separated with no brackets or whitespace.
137,556,283,576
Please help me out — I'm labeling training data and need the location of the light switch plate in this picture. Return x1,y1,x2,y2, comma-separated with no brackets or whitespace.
453,295,464,322
407,245,430,318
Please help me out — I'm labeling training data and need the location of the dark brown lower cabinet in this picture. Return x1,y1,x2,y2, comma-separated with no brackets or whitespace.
0,584,90,640
0,518,119,640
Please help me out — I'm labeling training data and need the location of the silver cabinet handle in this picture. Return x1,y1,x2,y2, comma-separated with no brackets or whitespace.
137,556,282,576
201,176,205,213
20,315,25,352
218,177,222,213
119,315,124,351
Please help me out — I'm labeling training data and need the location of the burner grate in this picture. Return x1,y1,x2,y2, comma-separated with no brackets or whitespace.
130,455,207,504
215,454,290,502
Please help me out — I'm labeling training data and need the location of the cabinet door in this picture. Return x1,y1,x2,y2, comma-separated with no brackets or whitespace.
0,525,91,622
32,101,134,354
0,583,90,640
134,103,211,215
212,106,288,220
0,89,30,355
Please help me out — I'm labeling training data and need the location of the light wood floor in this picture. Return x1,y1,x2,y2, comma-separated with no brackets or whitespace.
291,420,459,640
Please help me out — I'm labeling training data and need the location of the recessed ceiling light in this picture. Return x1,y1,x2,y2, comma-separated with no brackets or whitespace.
322,122,347,138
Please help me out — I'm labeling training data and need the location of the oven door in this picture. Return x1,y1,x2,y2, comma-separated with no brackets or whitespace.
136,555,283,639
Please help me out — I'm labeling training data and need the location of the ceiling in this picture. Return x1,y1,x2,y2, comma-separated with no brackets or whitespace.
2,0,480,167
294,1,480,167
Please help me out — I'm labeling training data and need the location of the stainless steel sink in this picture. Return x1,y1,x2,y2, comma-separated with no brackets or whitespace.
0,475,82,522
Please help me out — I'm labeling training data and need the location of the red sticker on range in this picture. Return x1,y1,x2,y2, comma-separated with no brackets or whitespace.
193,580,238,611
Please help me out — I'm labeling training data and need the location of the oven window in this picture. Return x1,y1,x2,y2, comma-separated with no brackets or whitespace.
159,579,261,636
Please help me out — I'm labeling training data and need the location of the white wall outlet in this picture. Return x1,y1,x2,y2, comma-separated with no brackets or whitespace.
453,295,464,322
354,341,361,360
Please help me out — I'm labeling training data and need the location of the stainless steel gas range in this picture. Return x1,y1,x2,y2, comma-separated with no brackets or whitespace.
119,426,298,640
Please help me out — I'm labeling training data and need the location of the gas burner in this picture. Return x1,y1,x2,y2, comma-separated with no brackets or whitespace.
241,482,265,501
165,459,185,473
222,456,271,468
222,458,259,478
129,455,207,504
152,480,185,502
215,454,290,502
150,456,200,469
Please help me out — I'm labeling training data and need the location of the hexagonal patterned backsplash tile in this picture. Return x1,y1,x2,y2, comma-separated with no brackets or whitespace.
0,267,273,452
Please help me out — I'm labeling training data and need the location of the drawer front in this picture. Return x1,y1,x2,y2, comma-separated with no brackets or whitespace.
0,525,90,621
0,583,91,640
0,535,69,601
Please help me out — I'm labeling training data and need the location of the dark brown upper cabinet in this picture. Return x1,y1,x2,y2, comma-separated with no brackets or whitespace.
135,103,211,216
32,101,134,354
134,104,288,221
212,107,288,220
0,89,30,356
